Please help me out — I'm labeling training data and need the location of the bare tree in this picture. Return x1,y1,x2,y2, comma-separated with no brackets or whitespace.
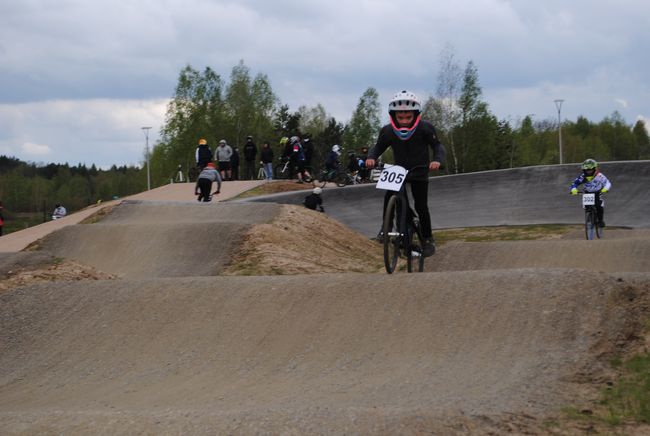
435,43,462,173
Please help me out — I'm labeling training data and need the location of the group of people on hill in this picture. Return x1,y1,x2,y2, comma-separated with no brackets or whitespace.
193,89,612,256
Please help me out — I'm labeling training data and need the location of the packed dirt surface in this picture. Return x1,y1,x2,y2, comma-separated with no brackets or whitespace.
1,173,650,434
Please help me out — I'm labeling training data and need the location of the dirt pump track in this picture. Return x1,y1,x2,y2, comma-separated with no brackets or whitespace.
1,163,650,434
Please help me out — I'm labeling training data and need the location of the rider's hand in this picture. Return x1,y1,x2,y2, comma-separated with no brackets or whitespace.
600,188,608,194
570,188,578,195
365,159,376,169
429,161,441,171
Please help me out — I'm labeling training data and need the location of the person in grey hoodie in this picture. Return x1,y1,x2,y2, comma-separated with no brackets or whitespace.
195,162,222,202
215,139,233,181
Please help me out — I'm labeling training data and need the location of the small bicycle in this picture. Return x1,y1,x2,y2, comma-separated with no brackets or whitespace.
316,167,348,188
377,165,426,274
581,191,604,240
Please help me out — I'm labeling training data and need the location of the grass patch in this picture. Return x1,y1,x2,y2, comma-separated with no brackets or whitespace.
434,224,579,244
2,212,46,235
599,351,650,424
229,180,313,200
79,204,117,224
561,318,650,430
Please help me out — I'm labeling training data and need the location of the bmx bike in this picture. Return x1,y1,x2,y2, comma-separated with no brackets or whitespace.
377,165,426,274
581,191,604,240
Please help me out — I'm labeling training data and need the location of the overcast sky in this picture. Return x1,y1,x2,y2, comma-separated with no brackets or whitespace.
1,0,648,168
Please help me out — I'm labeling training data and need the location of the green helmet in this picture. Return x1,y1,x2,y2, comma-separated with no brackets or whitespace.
581,158,598,170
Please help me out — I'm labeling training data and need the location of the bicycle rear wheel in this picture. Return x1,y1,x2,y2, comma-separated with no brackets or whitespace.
335,172,349,187
383,195,400,274
585,209,596,240
407,219,425,272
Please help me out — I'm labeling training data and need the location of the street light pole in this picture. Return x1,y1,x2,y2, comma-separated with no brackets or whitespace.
142,127,152,190
554,99,564,164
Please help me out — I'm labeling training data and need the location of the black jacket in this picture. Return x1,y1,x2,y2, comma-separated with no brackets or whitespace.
260,147,274,164
230,149,240,166
369,120,445,181
243,141,257,161
195,144,213,167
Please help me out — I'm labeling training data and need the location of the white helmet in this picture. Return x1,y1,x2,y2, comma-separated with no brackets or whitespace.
313,187,322,195
388,90,421,113
332,144,341,154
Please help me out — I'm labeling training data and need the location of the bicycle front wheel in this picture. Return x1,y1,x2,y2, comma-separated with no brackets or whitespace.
407,220,425,272
595,216,604,239
383,195,400,274
585,209,596,240
274,164,286,180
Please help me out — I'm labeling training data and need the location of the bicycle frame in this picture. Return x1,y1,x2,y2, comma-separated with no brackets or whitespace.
377,165,425,273
581,192,603,240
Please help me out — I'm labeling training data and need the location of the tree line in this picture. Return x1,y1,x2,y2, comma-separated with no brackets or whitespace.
0,156,145,230
1,53,648,231
151,57,649,183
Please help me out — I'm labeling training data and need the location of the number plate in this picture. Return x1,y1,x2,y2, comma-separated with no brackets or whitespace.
582,193,596,206
376,165,408,191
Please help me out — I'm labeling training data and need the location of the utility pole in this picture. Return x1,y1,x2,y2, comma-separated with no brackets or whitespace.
141,127,152,190
554,99,564,164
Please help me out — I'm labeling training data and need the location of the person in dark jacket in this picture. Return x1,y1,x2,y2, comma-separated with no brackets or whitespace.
195,138,213,170
230,147,240,180
365,90,445,257
243,136,257,180
260,141,274,180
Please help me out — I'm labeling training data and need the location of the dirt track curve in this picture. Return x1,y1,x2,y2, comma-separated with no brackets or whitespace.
1,163,650,434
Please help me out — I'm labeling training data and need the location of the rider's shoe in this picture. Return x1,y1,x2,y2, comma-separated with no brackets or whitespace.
598,220,606,228
376,231,384,243
422,238,435,257
296,179,304,184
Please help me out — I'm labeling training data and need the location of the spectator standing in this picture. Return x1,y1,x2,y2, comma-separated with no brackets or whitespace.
260,141,274,180
231,147,240,181
243,136,258,180
215,139,233,181
195,138,213,170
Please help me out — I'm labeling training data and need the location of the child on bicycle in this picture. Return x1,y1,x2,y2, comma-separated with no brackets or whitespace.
325,144,342,174
365,90,445,257
570,158,611,227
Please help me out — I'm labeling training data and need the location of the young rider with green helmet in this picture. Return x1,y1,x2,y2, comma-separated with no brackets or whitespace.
570,158,612,227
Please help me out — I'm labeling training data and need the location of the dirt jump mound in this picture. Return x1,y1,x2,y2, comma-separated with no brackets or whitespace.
35,201,281,278
1,269,646,434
